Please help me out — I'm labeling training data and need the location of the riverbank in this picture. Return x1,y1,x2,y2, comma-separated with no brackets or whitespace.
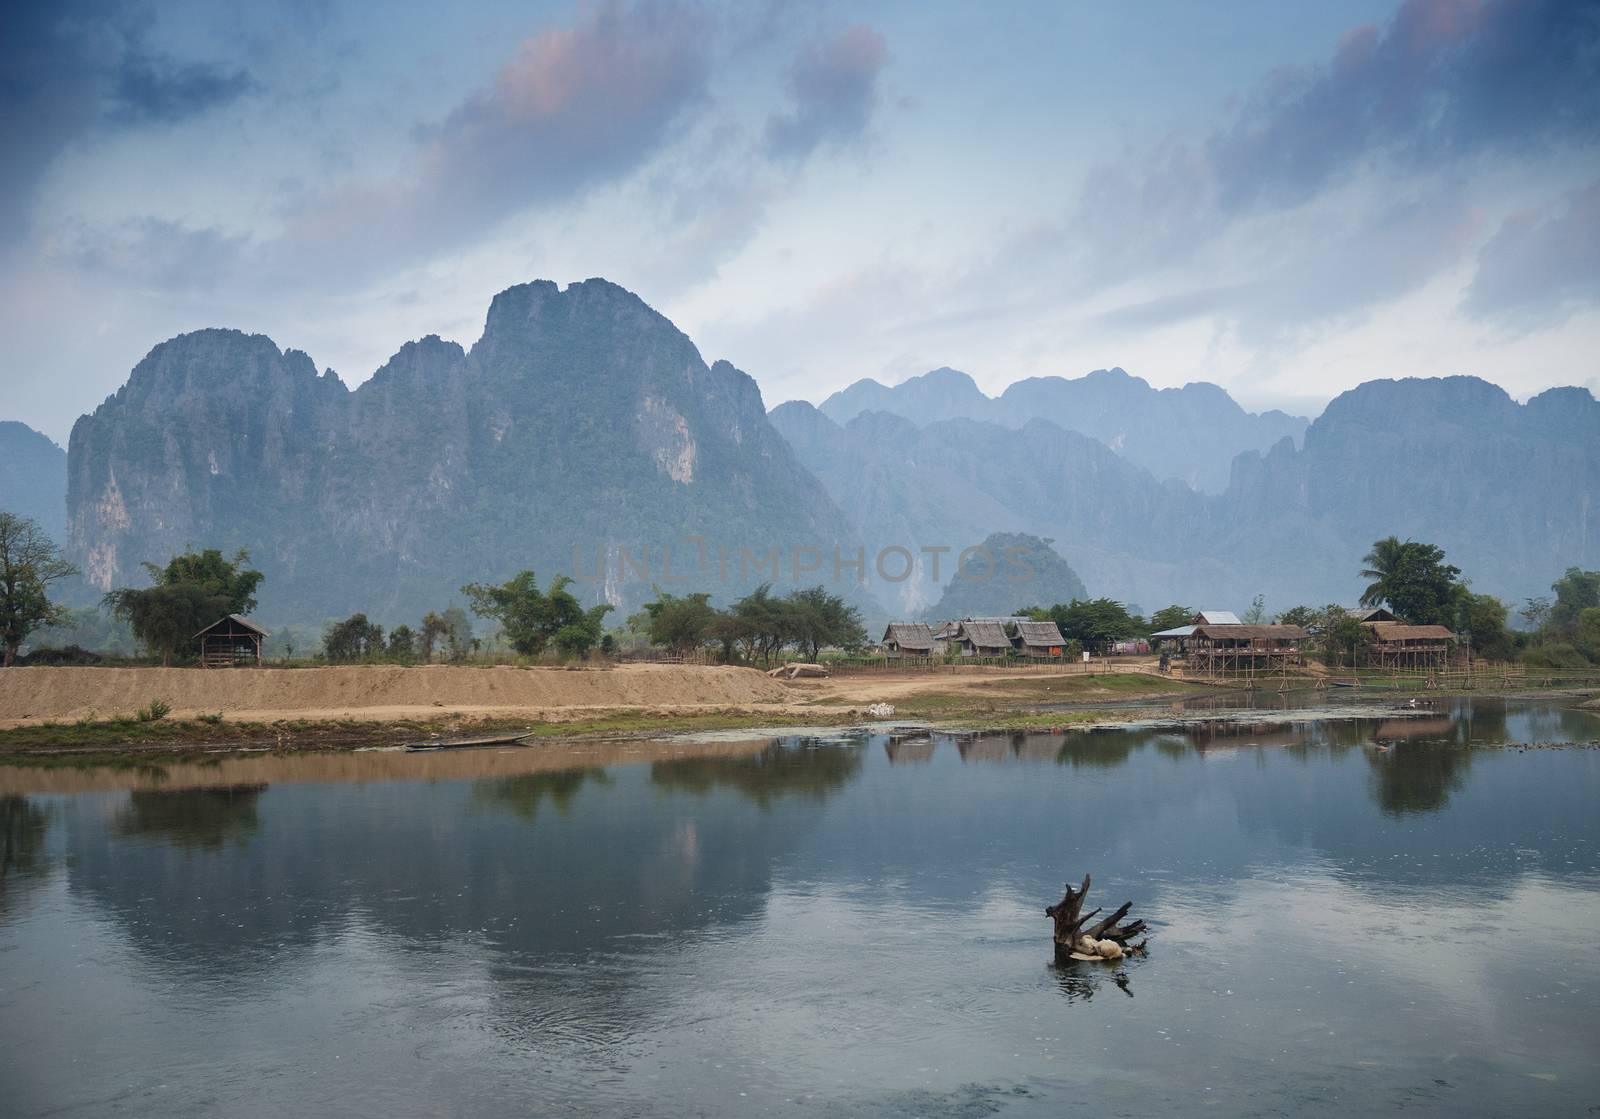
2,662,1590,762
0,664,1217,760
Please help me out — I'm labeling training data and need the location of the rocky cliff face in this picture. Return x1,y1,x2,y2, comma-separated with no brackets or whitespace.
68,279,856,623
815,366,1308,493
0,421,68,541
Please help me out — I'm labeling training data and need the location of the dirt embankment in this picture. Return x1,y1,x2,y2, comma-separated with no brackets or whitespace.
0,664,792,726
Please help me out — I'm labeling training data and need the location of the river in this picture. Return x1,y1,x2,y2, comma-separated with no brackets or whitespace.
2,698,1597,1116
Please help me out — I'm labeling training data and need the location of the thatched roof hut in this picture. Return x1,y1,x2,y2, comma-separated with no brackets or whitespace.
882,622,936,656
1014,620,1067,656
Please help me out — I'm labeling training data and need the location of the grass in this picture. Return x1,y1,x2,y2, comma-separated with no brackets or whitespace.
890,672,1212,720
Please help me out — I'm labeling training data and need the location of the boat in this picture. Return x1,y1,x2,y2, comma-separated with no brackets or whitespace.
402,733,533,752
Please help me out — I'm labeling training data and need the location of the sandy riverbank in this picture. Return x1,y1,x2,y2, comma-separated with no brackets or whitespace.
0,663,792,726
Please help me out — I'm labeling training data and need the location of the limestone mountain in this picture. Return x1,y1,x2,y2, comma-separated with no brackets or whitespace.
773,375,1600,616
928,533,1089,621
67,279,858,624
815,366,1308,493
0,421,67,541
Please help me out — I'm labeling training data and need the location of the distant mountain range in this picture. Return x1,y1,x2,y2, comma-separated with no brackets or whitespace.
774,375,1599,615
0,421,66,541
818,366,1308,493
2,278,1595,632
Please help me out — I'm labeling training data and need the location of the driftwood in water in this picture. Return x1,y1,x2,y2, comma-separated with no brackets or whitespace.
1045,874,1148,963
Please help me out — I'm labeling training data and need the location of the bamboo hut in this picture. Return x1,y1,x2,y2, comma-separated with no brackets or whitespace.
194,614,267,668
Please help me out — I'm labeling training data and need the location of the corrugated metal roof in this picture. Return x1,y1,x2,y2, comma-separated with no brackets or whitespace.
1150,625,1197,638
1195,610,1242,625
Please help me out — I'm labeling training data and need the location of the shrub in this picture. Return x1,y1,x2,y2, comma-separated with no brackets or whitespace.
197,711,224,725
135,698,172,722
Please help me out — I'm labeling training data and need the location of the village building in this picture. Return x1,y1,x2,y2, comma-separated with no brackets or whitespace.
1152,610,1242,653
1013,620,1067,657
950,619,1014,657
1186,622,1308,675
195,614,268,667
881,622,936,658
1362,621,1456,669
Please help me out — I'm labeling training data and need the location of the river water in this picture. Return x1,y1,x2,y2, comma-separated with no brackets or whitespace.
2,699,1598,1117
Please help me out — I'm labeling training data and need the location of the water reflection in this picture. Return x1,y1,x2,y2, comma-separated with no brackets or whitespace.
0,700,1597,1116
1052,962,1136,1003
650,739,863,805
0,795,51,920
472,767,612,822
113,784,265,849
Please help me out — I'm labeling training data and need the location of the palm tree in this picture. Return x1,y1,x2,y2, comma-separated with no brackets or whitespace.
1359,536,1407,608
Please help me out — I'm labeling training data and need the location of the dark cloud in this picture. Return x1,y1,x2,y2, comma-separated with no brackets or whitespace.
278,0,711,276
108,51,257,124
1210,0,1600,213
1462,177,1600,328
0,0,258,245
764,24,886,160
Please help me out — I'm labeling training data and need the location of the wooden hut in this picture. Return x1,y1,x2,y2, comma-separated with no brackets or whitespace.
952,620,1013,657
1187,622,1307,675
195,614,267,667
881,622,936,658
1013,620,1066,657
1362,621,1455,669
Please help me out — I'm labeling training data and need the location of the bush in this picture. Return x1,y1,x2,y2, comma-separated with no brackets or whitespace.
197,711,224,725
135,698,172,722
1519,643,1589,671
18,644,103,666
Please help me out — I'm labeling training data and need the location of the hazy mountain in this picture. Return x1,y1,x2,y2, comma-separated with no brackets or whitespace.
929,532,1088,620
0,421,67,540
67,279,858,624
815,366,1308,492
774,376,1600,615
769,402,1215,615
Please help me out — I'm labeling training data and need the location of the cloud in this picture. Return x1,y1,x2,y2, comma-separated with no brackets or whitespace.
58,217,249,292
764,24,886,160
1048,0,1600,346
277,1,711,277
108,51,256,124
0,2,261,245
1462,177,1600,330
1208,0,1600,214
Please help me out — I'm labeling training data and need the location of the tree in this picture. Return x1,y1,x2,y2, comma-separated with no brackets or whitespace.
1242,594,1266,624
1148,605,1193,633
0,513,80,667
640,589,720,654
1049,598,1142,653
144,548,263,614
1276,605,1319,629
419,612,449,660
106,547,264,665
782,585,866,660
1549,568,1600,633
461,571,612,658
1456,593,1513,661
387,624,416,660
1320,605,1372,667
725,584,791,664
1519,596,1552,633
1359,537,1461,625
324,614,384,661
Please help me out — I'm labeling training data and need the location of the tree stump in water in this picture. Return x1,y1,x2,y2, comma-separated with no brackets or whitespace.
1045,874,1148,963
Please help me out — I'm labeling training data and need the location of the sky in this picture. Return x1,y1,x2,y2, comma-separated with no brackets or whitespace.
2,0,1598,443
